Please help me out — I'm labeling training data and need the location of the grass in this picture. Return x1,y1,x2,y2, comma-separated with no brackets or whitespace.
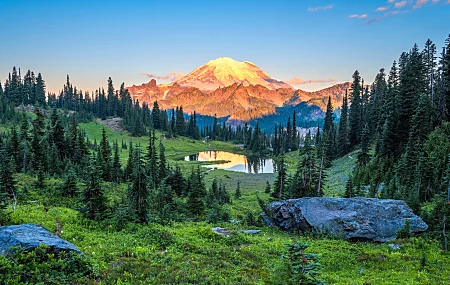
6,202,450,285
323,151,358,197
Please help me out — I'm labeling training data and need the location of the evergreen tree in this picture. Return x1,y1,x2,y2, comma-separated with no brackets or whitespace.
272,157,287,199
265,180,271,194
165,165,186,197
99,128,111,181
349,70,363,146
82,155,107,220
176,106,186,136
235,181,241,199
358,124,370,165
125,141,134,181
152,101,161,129
61,164,78,197
186,167,206,216
0,149,16,207
112,140,122,183
159,139,167,180
338,90,350,156
129,147,150,223
344,177,354,198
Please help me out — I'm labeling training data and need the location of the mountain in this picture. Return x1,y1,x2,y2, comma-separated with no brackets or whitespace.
173,57,293,91
127,57,349,122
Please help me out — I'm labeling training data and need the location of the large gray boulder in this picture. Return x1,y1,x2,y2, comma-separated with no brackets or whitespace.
0,224,82,255
262,197,428,242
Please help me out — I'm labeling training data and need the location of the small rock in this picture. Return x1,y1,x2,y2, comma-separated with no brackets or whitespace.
242,230,261,234
388,244,401,250
212,227,231,236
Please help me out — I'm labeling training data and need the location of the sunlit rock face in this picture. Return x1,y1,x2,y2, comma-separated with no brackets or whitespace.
126,57,350,122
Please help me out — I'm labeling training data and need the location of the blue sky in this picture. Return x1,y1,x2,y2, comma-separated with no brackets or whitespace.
0,0,449,93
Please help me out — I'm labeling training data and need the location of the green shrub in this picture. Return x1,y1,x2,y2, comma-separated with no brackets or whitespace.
0,245,96,284
396,218,411,239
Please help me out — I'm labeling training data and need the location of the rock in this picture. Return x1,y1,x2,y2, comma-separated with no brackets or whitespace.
262,197,428,242
242,230,261,234
212,227,231,236
388,244,401,250
0,224,82,255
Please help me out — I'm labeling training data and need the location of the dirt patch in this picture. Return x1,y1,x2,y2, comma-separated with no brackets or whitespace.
96,117,124,132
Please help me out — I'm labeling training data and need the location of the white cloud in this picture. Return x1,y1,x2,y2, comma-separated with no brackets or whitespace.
308,5,333,12
285,77,335,85
376,6,389,11
414,0,429,8
141,72,184,82
395,0,407,8
349,14,368,18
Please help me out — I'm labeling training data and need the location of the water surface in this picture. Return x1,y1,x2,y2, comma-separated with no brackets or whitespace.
184,151,275,174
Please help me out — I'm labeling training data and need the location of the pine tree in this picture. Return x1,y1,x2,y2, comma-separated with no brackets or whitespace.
152,101,161,129
0,149,16,207
35,73,46,105
49,109,65,158
358,124,370,165
186,167,206,216
272,157,287,199
129,147,150,223
338,90,350,156
61,164,78,197
344,177,354,198
265,180,271,194
349,70,363,146
165,165,186,197
112,140,122,183
125,141,134,181
159,139,167,180
235,181,242,199
176,106,186,136
99,128,111,181
82,155,107,220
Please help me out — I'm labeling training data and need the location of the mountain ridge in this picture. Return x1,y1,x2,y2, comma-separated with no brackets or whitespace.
128,57,349,121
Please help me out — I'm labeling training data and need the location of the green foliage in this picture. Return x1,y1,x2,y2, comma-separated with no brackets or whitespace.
0,245,95,285
286,242,323,285
397,219,412,239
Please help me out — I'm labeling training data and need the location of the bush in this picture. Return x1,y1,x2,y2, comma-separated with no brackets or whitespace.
206,205,230,223
0,245,96,284
396,219,411,239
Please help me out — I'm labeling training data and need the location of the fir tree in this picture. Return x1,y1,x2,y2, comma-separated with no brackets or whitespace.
265,180,271,194
129,147,150,223
82,155,107,220
344,177,354,198
338,90,350,156
349,70,363,146
152,101,161,129
235,181,241,199
186,167,206,216
358,124,370,165
112,140,122,183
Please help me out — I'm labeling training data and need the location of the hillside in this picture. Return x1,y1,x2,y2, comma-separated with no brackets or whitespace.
2,120,450,284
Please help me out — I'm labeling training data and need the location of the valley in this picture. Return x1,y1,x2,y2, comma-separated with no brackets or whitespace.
2,119,450,284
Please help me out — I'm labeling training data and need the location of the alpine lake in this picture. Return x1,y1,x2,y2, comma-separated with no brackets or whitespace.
184,151,276,174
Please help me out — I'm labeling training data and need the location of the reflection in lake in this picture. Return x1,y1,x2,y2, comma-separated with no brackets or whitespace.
184,151,275,174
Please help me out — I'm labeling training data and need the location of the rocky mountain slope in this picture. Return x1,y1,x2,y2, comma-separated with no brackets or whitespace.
127,57,349,121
